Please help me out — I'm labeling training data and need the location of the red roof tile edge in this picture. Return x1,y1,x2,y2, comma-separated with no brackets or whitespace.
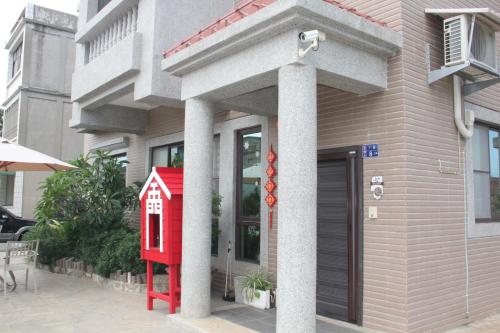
163,0,388,59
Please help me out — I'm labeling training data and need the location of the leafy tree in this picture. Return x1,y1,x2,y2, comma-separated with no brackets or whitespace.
27,151,142,270
35,150,139,227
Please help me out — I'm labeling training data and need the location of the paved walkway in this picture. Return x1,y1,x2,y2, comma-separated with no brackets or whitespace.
0,269,182,333
1,267,500,333
446,314,500,333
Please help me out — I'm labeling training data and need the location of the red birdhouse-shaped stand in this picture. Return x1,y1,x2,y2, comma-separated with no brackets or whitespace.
139,167,183,314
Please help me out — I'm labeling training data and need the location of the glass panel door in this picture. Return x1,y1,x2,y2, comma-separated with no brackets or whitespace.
236,127,262,262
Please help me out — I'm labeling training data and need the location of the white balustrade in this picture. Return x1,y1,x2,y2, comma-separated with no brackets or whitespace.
86,4,138,63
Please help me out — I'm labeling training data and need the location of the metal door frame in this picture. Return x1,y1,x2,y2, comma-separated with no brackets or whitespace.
317,146,363,325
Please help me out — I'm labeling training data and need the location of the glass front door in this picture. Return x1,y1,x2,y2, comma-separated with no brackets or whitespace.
236,127,262,262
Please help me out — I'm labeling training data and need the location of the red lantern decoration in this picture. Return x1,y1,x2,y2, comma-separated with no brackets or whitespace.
265,179,276,193
265,146,277,229
267,148,277,163
265,193,277,208
266,165,276,178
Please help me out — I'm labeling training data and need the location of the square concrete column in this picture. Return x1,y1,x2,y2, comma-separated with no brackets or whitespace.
277,64,317,333
181,98,215,318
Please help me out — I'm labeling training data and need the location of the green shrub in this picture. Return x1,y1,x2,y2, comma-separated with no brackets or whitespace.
115,232,145,275
23,221,71,266
31,151,141,271
95,229,129,277
76,228,115,267
95,230,145,277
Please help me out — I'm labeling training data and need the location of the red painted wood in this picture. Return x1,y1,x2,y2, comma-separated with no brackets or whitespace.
141,167,184,314
169,265,180,314
141,167,183,265
147,261,153,310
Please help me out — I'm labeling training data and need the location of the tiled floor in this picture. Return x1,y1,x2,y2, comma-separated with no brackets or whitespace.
212,302,500,333
213,306,276,333
212,303,370,333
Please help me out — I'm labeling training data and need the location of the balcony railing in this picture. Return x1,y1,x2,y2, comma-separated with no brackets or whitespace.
87,4,138,63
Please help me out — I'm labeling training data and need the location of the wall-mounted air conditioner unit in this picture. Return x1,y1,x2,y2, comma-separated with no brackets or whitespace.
444,14,497,74
444,15,469,67
425,8,500,92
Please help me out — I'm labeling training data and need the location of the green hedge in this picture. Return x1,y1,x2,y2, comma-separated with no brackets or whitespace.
95,230,145,277
24,151,144,277
23,222,70,266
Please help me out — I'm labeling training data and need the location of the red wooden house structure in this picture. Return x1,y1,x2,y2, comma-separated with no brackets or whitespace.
139,167,183,314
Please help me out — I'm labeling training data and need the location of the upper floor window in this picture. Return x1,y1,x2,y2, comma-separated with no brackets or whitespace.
98,0,112,12
10,43,22,78
0,172,15,206
112,152,128,180
103,152,128,185
473,124,500,222
151,142,184,169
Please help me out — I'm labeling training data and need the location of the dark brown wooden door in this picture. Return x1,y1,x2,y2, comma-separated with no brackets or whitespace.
317,149,362,324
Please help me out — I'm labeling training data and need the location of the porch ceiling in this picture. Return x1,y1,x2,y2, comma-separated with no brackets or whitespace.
161,0,402,102
217,86,278,115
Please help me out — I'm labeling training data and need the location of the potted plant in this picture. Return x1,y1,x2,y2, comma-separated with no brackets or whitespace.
238,270,274,310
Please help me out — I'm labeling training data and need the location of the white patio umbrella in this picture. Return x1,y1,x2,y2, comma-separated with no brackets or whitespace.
0,138,77,172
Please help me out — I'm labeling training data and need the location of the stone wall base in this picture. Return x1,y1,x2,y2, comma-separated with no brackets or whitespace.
37,258,168,294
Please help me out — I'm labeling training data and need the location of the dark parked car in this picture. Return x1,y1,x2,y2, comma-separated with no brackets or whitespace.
0,206,37,242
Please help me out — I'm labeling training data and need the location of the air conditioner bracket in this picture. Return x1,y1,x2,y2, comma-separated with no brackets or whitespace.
426,44,471,84
463,78,500,96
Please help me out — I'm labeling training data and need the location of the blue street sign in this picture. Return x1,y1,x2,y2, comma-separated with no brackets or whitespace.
362,144,379,158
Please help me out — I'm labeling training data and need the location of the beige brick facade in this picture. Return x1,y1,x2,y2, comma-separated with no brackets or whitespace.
81,1,500,332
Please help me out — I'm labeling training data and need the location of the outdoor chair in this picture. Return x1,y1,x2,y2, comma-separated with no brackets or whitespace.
3,240,39,297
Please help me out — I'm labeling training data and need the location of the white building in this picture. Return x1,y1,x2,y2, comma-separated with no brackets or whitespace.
1,4,83,218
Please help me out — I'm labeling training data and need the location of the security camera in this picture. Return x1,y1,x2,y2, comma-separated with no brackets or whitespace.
298,30,326,58
299,30,325,43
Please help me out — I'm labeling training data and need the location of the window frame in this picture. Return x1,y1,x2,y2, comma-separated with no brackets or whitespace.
148,136,221,256
97,0,112,12
464,103,500,238
105,152,127,185
474,123,500,223
211,134,221,257
235,126,262,263
150,141,184,170
0,172,15,207
10,42,22,79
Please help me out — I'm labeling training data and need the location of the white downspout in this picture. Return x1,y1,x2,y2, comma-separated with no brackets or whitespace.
453,74,472,317
461,133,470,318
453,75,474,138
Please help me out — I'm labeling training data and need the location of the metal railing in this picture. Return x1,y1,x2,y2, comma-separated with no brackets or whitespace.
87,4,138,63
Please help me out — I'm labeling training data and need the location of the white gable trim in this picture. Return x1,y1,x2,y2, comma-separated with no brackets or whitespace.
139,167,172,200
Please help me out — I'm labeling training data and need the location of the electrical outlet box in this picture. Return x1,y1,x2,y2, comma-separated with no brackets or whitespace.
369,206,378,219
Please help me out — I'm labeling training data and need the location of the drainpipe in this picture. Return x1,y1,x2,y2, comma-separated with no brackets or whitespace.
453,74,472,317
453,75,474,138
463,149,470,318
